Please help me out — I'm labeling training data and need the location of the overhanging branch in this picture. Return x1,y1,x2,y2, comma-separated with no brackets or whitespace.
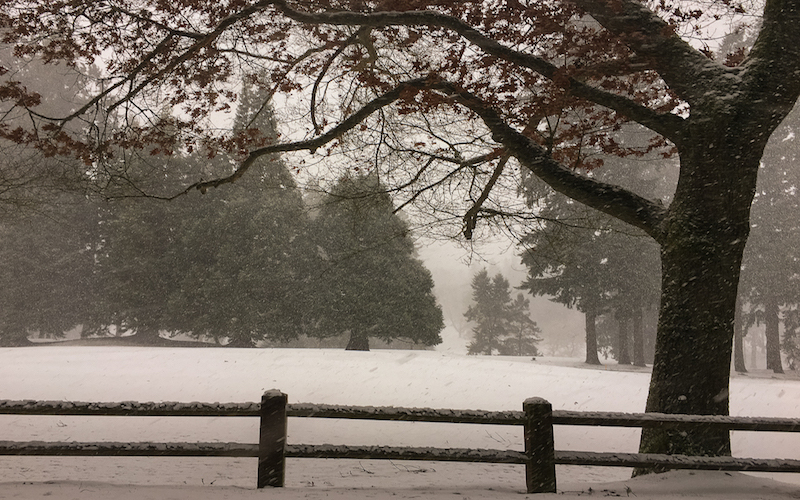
182,75,667,242
176,76,439,198
571,0,727,107
438,81,668,240
270,0,685,145
463,152,511,240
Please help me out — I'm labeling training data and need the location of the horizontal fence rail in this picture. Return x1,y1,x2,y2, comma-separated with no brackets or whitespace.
286,403,524,425
0,400,260,417
0,440,259,457
554,451,800,473
6,399,798,432
285,444,529,464
1,392,799,493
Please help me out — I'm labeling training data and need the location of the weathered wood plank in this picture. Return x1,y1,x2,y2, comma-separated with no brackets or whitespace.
555,451,800,472
0,440,259,457
2,399,799,433
285,444,528,464
0,400,259,417
286,403,524,425
552,410,800,432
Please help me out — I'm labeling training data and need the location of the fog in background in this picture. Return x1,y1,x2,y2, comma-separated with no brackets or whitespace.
417,238,584,357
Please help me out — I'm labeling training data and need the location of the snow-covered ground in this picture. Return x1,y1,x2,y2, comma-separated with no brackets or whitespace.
1,346,799,499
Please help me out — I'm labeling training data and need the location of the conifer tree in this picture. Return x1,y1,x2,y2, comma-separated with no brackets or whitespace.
0,195,104,345
100,83,312,346
465,269,541,356
309,173,443,351
499,293,542,357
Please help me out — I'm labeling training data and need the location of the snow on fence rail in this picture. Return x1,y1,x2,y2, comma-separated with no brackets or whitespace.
2,391,800,493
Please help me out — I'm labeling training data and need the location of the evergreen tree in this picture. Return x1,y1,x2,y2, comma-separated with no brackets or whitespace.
100,87,312,346
520,124,668,365
0,194,104,345
499,293,542,357
0,48,93,217
309,173,443,351
465,269,541,356
465,269,508,355
739,102,800,373
163,156,311,346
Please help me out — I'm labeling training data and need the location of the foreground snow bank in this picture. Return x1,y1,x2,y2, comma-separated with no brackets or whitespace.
1,469,798,500
1,347,799,498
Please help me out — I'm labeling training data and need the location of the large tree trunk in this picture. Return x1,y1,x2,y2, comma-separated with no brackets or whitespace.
585,308,601,365
346,331,370,351
636,127,760,472
765,295,784,373
733,297,747,373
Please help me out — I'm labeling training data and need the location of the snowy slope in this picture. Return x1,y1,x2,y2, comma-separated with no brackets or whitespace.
1,346,799,499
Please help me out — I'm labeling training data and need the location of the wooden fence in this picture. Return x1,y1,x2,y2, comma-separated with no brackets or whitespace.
2,390,800,493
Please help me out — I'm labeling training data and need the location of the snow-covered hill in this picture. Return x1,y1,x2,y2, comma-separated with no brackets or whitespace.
1,346,799,499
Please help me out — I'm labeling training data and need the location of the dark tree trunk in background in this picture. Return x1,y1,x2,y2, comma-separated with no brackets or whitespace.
765,295,784,373
617,314,632,365
346,331,370,351
129,328,164,345
585,309,601,365
226,336,256,348
734,297,747,373
633,308,646,367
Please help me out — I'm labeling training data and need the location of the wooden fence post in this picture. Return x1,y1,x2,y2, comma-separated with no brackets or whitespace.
258,390,287,488
524,397,556,494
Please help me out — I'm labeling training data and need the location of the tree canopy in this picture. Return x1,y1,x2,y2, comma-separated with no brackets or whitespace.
0,195,102,346
2,0,800,464
309,173,444,351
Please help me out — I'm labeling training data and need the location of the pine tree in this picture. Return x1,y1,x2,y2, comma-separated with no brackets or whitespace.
0,194,104,345
309,173,443,351
499,293,542,357
520,124,667,365
100,88,312,346
465,269,541,356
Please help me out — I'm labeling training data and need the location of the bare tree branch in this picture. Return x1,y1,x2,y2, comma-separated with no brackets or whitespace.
179,73,666,241
270,0,686,145
310,30,362,134
463,152,510,239
436,80,668,239
176,76,439,198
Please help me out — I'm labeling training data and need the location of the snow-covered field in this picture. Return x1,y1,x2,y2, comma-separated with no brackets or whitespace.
1,346,799,499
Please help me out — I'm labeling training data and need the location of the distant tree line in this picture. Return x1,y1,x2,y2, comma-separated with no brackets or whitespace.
0,80,443,350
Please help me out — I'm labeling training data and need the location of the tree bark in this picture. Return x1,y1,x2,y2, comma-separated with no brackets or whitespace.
765,295,784,373
636,125,761,472
633,308,646,367
733,297,747,373
585,308,601,365
346,331,370,351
